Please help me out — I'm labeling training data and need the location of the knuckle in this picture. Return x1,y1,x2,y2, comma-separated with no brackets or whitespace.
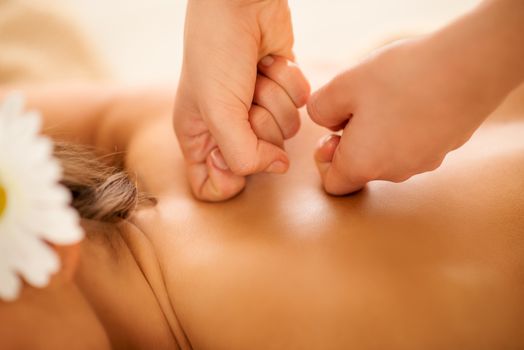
256,78,279,102
273,67,309,106
198,180,240,202
273,67,292,85
249,106,272,128
281,110,300,139
228,157,256,176
249,106,285,145
211,183,242,202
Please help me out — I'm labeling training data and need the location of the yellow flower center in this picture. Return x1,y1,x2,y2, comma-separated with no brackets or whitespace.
0,185,6,218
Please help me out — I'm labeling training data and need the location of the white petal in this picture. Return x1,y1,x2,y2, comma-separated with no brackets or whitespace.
0,93,85,301
0,92,24,119
29,184,71,206
0,266,22,302
18,111,43,138
9,232,60,288
21,206,83,243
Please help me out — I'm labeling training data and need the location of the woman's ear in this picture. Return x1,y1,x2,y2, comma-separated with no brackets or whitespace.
50,243,81,284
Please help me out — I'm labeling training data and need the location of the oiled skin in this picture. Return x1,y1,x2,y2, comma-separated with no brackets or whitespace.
127,111,524,349
1,85,523,350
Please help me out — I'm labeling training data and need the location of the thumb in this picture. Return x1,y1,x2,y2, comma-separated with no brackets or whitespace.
307,69,356,131
315,134,366,195
204,103,290,176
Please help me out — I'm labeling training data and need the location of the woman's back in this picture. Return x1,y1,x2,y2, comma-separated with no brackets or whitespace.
128,115,524,349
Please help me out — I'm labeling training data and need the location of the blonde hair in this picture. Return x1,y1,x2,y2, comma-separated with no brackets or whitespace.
54,143,150,223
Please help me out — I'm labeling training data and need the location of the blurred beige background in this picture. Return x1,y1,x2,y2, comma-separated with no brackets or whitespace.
52,0,479,86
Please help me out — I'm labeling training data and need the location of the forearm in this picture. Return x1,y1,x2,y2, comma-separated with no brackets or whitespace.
0,84,113,145
93,85,175,154
428,0,524,101
0,84,174,154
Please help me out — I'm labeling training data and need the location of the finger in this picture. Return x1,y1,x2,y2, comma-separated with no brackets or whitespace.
307,69,356,130
314,133,368,195
187,148,246,202
253,74,300,139
314,134,345,192
203,103,289,176
249,104,285,148
257,55,310,108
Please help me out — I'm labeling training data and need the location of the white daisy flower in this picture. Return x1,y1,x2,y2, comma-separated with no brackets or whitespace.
0,93,84,302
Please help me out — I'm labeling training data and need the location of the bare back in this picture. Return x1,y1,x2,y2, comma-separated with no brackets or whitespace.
127,113,524,350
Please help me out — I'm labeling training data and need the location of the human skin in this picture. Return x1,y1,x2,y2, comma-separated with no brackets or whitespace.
176,0,524,199
308,0,524,195
0,244,111,349
1,84,524,349
128,109,524,349
174,0,310,202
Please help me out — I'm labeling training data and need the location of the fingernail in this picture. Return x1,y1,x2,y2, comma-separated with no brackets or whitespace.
318,134,336,148
266,160,288,174
210,148,229,171
316,135,340,164
260,56,274,67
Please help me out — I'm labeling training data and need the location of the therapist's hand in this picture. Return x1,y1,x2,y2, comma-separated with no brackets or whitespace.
174,0,309,201
309,36,516,195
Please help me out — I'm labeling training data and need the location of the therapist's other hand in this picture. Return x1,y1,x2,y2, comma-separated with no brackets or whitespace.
174,0,309,202
309,38,507,195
